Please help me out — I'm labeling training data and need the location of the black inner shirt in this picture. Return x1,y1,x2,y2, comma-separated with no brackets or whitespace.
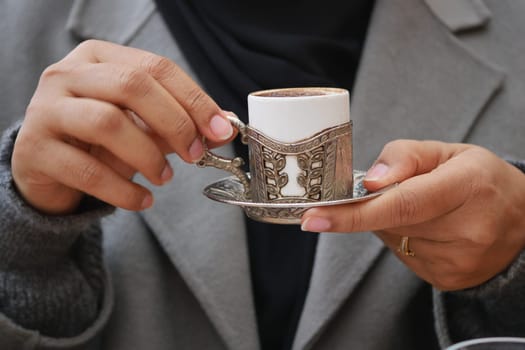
153,1,376,348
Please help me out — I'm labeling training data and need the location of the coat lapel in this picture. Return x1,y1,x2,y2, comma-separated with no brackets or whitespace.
67,0,155,45
138,152,260,350
293,0,504,348
292,234,384,350
350,0,504,170
424,0,492,32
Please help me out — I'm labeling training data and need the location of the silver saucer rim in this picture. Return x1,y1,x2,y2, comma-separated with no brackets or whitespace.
202,170,394,209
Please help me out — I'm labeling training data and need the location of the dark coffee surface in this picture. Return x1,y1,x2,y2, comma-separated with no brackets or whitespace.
259,90,326,97
254,87,346,97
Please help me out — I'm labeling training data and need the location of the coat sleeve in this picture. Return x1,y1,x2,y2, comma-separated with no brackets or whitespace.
0,123,115,350
433,160,525,348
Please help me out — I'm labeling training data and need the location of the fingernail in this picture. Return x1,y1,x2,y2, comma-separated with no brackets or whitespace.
301,217,332,232
141,194,153,209
210,115,233,140
189,138,204,162
160,163,173,182
365,163,389,181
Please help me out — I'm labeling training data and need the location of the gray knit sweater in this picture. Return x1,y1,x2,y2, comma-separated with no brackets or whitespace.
0,123,113,337
1,122,525,342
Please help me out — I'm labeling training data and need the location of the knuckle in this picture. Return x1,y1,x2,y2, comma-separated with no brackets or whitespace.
170,115,194,141
344,206,363,231
117,68,152,98
40,62,71,81
461,149,498,202
119,185,147,210
184,87,209,113
75,160,104,189
383,139,402,152
76,39,101,53
90,106,125,134
381,140,420,169
25,99,40,117
170,116,195,140
13,130,47,166
470,173,497,203
140,54,178,81
465,172,483,200
25,98,50,120
383,139,412,153
390,189,418,226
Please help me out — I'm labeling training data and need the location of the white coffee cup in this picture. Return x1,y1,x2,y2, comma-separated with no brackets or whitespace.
247,87,351,199
198,87,353,204
248,87,350,142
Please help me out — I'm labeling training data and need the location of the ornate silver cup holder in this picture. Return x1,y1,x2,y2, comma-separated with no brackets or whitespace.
203,170,394,224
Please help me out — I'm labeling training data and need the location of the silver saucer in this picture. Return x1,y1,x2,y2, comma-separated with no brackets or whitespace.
203,170,394,224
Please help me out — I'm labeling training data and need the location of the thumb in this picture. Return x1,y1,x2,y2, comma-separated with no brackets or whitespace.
363,140,463,191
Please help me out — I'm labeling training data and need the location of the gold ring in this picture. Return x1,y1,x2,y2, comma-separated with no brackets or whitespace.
397,236,415,257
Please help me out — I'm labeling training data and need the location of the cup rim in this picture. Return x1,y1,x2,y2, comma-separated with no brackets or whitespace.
249,87,348,98
446,337,525,350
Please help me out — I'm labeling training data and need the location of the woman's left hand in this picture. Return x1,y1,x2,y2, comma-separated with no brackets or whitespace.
301,140,525,291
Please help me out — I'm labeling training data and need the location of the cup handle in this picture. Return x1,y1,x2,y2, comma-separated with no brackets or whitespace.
196,115,251,198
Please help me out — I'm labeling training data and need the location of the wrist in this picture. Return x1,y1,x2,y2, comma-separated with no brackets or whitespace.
12,176,85,215
1,123,114,268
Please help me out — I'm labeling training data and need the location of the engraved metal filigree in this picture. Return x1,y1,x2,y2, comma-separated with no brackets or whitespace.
297,145,325,201
196,115,251,197
197,117,353,205
261,146,289,200
196,150,251,198
245,122,351,154
244,206,309,224
247,122,352,203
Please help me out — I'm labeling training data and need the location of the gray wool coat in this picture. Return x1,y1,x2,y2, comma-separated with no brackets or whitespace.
0,0,524,349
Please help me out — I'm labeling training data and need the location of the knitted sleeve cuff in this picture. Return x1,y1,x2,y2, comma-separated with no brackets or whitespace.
433,157,525,346
0,269,114,350
0,122,114,269
0,122,115,341
433,248,525,347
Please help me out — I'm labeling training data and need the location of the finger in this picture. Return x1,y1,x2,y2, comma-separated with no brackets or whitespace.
89,145,137,180
363,140,469,191
56,117,139,180
301,154,472,233
38,139,154,211
376,231,500,290
205,110,240,148
50,97,173,185
374,231,461,289
366,205,462,241
375,231,450,264
66,40,234,143
372,231,437,286
124,109,174,154
60,136,138,179
54,63,203,163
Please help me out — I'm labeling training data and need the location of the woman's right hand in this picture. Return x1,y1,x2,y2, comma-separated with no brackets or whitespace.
11,40,235,215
